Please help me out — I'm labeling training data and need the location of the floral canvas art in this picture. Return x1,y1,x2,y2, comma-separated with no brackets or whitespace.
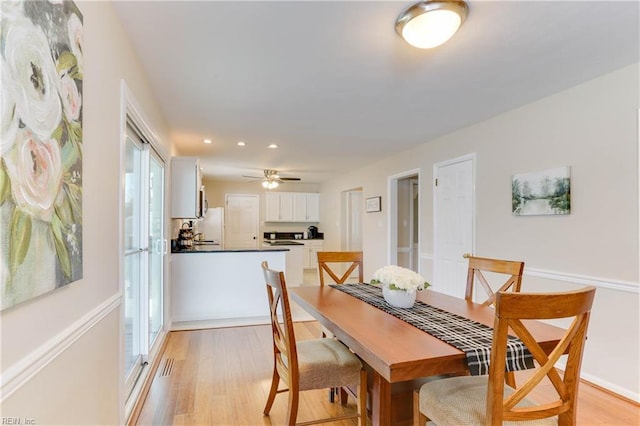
1,0,83,310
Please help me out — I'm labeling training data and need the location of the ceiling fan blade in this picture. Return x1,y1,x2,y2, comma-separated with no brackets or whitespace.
242,175,262,179
279,177,301,181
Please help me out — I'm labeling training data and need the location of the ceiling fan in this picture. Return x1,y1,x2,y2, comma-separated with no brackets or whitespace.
243,169,301,189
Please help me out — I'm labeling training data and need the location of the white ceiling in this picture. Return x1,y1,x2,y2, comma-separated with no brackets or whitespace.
113,1,639,183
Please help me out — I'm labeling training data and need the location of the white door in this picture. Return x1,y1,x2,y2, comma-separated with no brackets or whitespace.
225,194,259,248
433,155,475,298
123,123,165,400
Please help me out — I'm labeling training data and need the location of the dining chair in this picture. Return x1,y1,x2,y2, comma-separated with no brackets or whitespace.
316,251,365,403
413,286,596,426
464,255,525,388
261,261,367,426
317,251,364,287
464,254,525,307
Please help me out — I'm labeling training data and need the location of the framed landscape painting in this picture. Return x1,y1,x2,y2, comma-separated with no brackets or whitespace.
1,0,84,310
512,167,570,216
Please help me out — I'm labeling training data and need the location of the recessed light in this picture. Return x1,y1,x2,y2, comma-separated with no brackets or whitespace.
203,139,212,144
237,141,246,146
268,144,278,149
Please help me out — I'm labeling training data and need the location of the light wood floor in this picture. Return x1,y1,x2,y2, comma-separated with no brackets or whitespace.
133,321,639,426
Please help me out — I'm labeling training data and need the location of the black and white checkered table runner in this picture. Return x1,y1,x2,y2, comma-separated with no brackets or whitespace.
330,284,534,376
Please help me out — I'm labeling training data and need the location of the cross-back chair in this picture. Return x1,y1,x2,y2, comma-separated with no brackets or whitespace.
261,261,367,426
465,254,525,388
317,251,363,287
465,254,525,307
414,286,596,426
316,251,365,403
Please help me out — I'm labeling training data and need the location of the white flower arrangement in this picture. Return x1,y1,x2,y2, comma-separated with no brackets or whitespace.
370,265,430,294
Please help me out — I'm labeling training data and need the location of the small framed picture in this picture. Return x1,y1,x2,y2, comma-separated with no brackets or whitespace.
366,196,382,213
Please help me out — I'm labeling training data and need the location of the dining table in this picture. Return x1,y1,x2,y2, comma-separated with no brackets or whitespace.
289,284,566,426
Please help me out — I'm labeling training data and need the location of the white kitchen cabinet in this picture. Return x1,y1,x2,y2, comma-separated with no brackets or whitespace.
293,193,320,222
265,192,293,221
302,240,324,269
265,192,319,222
265,192,279,222
171,157,203,219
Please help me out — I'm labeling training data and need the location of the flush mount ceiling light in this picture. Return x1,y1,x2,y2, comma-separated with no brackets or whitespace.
395,0,468,49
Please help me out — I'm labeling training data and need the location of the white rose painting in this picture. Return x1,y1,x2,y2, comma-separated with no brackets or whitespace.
1,0,83,310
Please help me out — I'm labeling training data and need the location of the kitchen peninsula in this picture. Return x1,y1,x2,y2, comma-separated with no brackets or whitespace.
171,245,291,330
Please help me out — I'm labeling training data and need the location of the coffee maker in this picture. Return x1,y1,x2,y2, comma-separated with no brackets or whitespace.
307,225,318,239
178,222,194,249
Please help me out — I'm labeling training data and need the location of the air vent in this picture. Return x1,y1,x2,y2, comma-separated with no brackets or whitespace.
160,358,174,377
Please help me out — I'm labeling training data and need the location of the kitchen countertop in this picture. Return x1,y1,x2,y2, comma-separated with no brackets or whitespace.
172,245,290,253
262,240,305,246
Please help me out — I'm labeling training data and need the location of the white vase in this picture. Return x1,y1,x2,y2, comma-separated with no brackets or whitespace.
382,285,416,308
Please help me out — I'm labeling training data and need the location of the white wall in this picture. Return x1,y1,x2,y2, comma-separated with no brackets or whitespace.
320,63,640,401
0,2,172,423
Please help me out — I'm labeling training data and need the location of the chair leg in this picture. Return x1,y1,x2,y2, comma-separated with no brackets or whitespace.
263,367,280,415
358,369,367,426
505,371,517,388
339,387,349,405
329,387,335,403
413,389,427,426
287,385,299,426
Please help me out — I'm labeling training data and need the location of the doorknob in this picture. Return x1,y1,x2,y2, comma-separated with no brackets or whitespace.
462,253,472,258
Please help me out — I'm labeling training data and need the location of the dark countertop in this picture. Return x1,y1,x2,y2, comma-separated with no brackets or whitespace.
263,231,324,241
262,240,304,246
172,245,289,254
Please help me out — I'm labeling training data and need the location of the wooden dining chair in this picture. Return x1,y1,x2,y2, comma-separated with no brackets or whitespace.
316,251,365,403
261,261,367,426
465,254,525,307
465,254,525,388
317,251,364,287
413,286,596,426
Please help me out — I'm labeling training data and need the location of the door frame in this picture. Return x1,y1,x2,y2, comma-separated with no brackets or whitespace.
432,153,476,295
388,169,421,270
119,80,169,423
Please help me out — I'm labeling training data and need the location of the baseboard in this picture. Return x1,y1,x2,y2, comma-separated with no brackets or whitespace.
171,316,272,331
126,330,170,426
579,370,640,404
0,293,121,402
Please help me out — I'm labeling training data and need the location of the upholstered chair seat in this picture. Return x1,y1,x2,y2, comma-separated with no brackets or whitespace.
296,338,362,391
417,376,557,426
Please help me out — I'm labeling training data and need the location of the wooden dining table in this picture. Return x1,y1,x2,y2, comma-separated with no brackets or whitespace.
289,285,566,426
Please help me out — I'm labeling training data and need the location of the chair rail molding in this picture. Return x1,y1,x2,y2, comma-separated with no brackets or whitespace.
420,253,638,294
0,293,121,401
524,267,639,294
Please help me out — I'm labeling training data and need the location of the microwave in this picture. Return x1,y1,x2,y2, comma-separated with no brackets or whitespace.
198,186,208,218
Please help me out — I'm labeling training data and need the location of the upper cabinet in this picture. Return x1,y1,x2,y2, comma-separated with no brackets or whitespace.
293,193,319,222
265,192,320,222
171,157,204,219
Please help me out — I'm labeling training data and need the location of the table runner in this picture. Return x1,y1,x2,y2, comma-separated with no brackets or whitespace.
330,284,534,376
